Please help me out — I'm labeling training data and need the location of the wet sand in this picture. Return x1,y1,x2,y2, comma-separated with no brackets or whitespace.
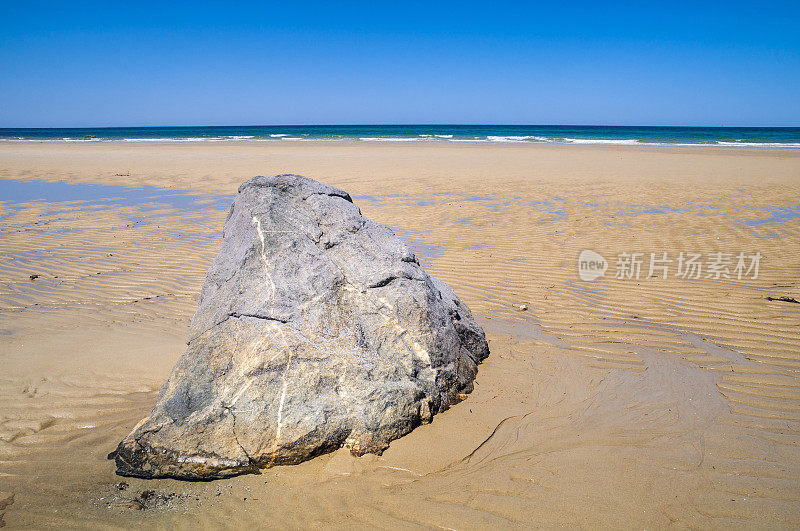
1,142,799,528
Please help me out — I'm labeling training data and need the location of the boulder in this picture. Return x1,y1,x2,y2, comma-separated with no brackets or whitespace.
110,174,489,479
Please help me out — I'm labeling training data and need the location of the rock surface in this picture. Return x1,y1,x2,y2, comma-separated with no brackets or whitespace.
110,174,489,479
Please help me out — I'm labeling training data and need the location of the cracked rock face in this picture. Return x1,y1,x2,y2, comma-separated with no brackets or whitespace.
110,174,489,480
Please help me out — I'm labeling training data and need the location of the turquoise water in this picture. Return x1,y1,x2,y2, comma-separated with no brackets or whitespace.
1,125,799,147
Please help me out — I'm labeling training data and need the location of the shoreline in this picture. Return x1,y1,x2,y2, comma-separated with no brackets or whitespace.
3,124,799,149
2,138,800,149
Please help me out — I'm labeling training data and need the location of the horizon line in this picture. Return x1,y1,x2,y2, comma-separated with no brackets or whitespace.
2,123,800,130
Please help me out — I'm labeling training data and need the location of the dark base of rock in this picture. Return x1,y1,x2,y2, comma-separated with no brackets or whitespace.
109,426,367,480
108,400,463,480
108,444,259,481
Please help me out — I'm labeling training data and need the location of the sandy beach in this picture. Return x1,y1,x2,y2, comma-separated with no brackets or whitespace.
1,141,799,528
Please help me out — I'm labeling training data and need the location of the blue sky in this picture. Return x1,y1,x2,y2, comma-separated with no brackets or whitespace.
1,1,799,127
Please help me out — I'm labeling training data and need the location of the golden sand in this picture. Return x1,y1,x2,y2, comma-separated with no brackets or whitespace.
1,142,799,527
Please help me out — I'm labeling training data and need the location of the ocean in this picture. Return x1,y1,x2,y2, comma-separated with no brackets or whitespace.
1,125,799,147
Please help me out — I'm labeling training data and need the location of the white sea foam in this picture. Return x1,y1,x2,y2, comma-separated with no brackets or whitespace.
1,134,799,149
414,134,453,140
358,137,419,142
121,137,211,142
121,136,251,142
487,135,528,142
485,135,552,143
563,138,641,145
714,141,800,148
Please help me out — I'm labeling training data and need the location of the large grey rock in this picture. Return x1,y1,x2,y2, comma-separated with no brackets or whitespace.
110,174,489,479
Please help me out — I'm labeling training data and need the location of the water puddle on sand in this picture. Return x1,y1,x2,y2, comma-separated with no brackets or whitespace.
736,205,800,226
356,191,800,230
390,227,440,266
0,179,234,223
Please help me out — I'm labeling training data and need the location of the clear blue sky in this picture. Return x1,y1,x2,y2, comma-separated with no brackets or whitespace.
1,1,798,127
